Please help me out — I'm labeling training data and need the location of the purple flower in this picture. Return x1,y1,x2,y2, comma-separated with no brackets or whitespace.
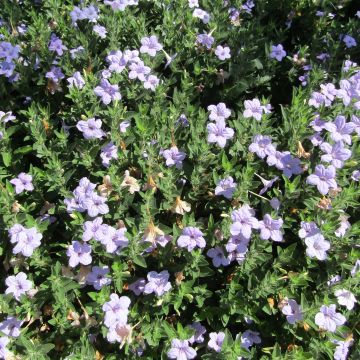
70,46,85,59
255,174,278,195
306,164,337,195
48,34,67,56
67,71,85,89
196,33,214,49
76,118,105,140
351,260,360,276
177,227,206,251
230,204,259,239
144,270,172,296
320,142,351,169
281,153,303,178
248,135,275,159
83,193,109,217
100,227,129,254
94,79,121,105
281,299,303,324
0,317,23,338
351,115,360,136
140,36,163,57
240,330,261,349
188,322,206,344
243,98,263,121
298,221,320,239
334,340,353,360
215,45,231,60
258,214,283,242
106,50,127,73
208,332,225,353
119,120,131,133
45,66,64,83
129,278,146,296
308,91,326,108
335,289,357,310
163,146,186,169
143,75,159,91
128,60,151,81
0,111,16,123
193,8,210,24
86,266,111,290
188,0,199,8
10,173,34,194
175,114,189,127
343,35,357,48
324,116,355,145
5,272,32,301
0,337,9,359
101,142,118,167
270,44,286,61
104,0,131,11
320,83,337,105
270,197,281,210
66,241,92,268
315,304,346,332
207,103,231,122
351,170,360,181
93,25,107,39
10,226,42,257
102,294,130,328
305,233,330,260
214,176,237,199
207,119,234,148
207,247,230,267
0,42,20,62
167,339,197,359
82,217,104,241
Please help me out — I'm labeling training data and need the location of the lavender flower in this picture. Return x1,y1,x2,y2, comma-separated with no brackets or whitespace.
119,120,131,133
143,75,159,91
76,118,105,140
243,98,263,121
193,8,210,24
140,36,163,57
0,317,23,338
351,170,360,181
207,119,234,148
255,174,278,195
86,266,111,290
298,221,320,239
163,146,186,169
177,227,206,251
83,193,109,217
143,270,172,296
102,294,130,328
281,153,303,178
128,278,146,296
82,217,103,241
248,135,275,159
315,304,346,332
281,299,303,324
93,25,107,39
334,340,353,360
0,337,9,359
306,164,337,195
343,35,357,48
214,176,237,199
188,322,206,344
308,91,326,108
305,233,330,260
10,173,34,194
334,289,357,310
106,50,127,73
10,225,42,257
324,116,355,145
188,0,199,8
215,45,231,60
208,332,225,353
67,71,85,89
128,60,151,81
0,111,16,123
240,330,261,349
320,142,351,169
196,33,214,49
270,197,281,210
167,339,197,359
230,204,259,239
5,272,32,301
45,66,64,83
94,79,121,105
207,103,231,122
100,142,118,167
48,34,67,56
270,44,286,61
207,247,230,267
258,214,283,242
66,241,92,267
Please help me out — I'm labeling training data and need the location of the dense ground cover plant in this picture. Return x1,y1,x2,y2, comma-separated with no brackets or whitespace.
0,0,359,359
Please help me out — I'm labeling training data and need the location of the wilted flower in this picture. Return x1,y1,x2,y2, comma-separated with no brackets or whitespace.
120,170,140,194
171,196,191,215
